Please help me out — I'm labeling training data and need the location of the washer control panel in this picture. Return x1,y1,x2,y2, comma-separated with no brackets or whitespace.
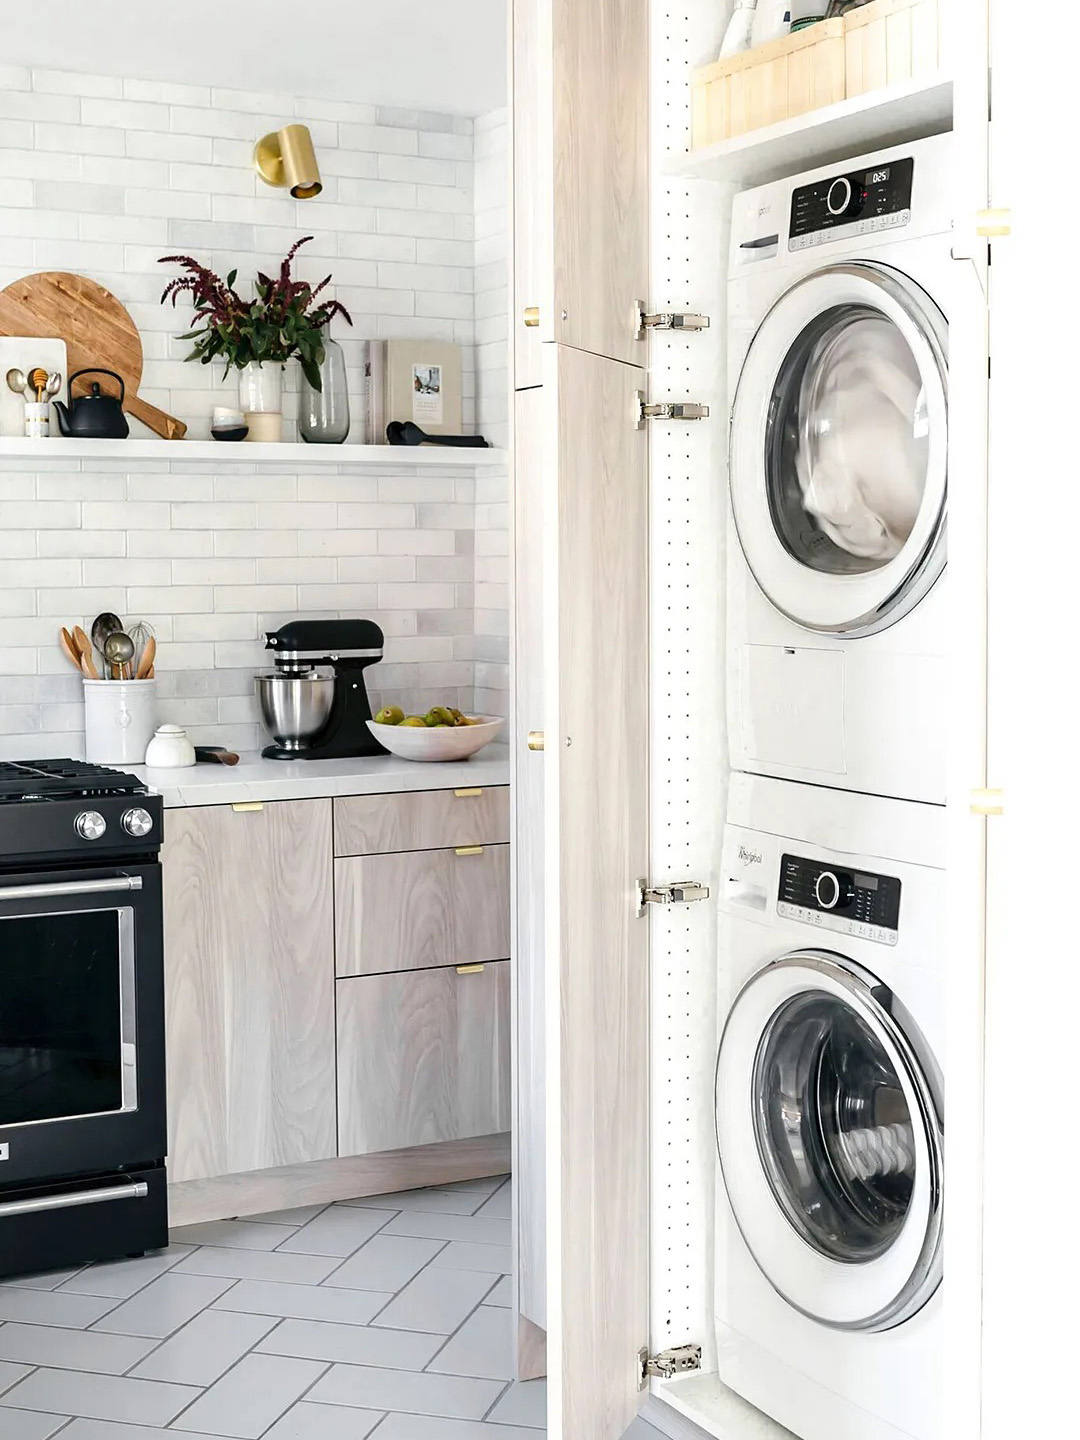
777,853,901,946
788,156,914,251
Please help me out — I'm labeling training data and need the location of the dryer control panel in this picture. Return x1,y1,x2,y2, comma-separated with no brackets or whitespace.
777,853,901,946
788,156,914,251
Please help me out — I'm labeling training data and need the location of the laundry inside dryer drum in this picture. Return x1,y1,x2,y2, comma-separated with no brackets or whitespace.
752,992,915,1263
766,305,930,575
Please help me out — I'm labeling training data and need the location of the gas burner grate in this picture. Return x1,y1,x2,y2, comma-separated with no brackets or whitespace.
0,759,144,803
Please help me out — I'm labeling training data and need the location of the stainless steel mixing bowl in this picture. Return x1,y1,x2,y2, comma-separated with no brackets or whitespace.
254,670,335,750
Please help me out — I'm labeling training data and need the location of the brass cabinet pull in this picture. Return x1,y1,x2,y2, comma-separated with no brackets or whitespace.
527,731,545,752
523,305,540,327
454,846,484,856
231,802,263,813
456,963,486,975
454,788,483,798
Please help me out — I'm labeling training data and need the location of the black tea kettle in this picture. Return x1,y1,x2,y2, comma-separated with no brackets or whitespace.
53,368,130,439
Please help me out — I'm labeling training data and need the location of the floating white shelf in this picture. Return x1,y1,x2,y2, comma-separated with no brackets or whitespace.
670,75,953,187
0,438,505,468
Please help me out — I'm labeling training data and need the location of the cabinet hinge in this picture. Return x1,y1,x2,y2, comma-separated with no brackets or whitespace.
636,878,710,919
636,393,710,427
637,303,711,337
638,1343,703,1389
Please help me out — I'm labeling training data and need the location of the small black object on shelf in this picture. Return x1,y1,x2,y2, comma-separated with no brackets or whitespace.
210,425,249,442
386,420,490,448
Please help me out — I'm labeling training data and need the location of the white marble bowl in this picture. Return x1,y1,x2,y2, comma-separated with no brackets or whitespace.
367,715,504,762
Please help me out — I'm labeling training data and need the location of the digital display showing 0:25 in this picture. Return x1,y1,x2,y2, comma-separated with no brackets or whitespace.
868,167,891,185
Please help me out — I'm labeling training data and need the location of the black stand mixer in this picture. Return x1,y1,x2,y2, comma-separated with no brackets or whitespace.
254,619,387,760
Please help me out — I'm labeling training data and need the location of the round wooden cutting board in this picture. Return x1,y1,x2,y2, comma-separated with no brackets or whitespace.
0,271,187,439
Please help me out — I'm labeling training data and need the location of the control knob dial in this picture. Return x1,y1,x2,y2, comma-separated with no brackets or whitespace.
122,807,154,838
74,810,107,841
814,870,854,911
826,176,862,219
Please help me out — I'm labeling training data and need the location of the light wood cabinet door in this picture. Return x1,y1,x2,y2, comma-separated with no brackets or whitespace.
512,0,649,372
335,844,511,977
337,962,511,1155
163,800,337,1183
512,384,548,1333
544,343,651,1432
333,787,510,857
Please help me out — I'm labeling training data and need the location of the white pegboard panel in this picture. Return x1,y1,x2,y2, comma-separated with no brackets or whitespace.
647,0,736,1378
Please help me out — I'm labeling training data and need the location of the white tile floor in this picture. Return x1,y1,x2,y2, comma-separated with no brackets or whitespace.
0,1175,549,1440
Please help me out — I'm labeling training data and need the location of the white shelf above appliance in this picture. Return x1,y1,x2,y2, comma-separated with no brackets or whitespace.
0,438,506,468
671,75,953,187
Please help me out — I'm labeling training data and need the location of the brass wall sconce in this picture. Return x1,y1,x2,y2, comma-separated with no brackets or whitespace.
254,124,322,199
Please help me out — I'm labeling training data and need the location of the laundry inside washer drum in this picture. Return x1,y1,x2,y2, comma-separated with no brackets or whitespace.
766,305,930,574
753,991,916,1264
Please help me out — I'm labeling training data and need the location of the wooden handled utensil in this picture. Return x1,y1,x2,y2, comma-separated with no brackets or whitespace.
0,272,187,439
71,625,100,679
59,627,81,669
135,635,156,680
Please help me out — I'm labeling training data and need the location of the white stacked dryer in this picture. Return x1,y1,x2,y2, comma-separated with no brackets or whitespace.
714,774,944,1440
726,135,952,805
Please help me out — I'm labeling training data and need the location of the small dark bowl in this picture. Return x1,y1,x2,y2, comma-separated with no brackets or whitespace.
211,425,249,443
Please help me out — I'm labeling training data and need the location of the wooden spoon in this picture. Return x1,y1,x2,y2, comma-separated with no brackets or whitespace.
135,634,156,679
72,625,100,680
59,627,81,669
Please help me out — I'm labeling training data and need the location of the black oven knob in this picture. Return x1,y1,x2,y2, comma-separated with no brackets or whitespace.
122,807,154,838
814,870,854,911
826,177,861,219
75,810,107,841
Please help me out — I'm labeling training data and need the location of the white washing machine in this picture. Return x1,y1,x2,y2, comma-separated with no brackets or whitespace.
727,135,952,804
714,773,944,1440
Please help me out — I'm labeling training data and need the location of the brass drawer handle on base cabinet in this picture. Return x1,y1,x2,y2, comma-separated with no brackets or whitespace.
527,731,545,752
454,846,485,857
523,306,540,328
456,964,486,975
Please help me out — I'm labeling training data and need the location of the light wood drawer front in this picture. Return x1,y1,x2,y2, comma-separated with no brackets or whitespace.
335,844,511,978
334,787,510,857
337,961,511,1155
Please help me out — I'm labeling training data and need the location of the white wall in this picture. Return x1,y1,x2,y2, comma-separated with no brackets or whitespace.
0,66,508,758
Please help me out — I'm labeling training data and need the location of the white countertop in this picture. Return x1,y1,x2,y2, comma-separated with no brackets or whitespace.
133,745,510,809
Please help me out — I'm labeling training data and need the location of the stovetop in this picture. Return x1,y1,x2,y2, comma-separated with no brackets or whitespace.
0,759,146,805
0,759,162,867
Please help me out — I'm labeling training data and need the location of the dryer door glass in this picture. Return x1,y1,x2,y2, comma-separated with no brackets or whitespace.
753,990,914,1262
766,306,929,576
729,262,948,636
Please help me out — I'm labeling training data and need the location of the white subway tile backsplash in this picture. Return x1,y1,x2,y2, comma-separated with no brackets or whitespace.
0,73,508,753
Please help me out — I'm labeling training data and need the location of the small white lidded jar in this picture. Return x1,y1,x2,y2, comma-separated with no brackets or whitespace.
83,678,158,766
144,723,197,769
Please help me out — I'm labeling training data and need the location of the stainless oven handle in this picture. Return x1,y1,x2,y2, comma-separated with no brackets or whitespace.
0,876,143,902
0,1181,148,1219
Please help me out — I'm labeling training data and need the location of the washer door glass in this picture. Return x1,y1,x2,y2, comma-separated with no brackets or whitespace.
730,263,947,635
755,990,916,1264
715,952,943,1331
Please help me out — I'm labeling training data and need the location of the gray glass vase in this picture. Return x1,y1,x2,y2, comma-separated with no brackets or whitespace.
300,337,350,444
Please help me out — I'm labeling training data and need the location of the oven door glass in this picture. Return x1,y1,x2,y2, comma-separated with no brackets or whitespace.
0,907,136,1128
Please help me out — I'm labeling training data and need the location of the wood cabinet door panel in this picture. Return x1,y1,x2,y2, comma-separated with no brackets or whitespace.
337,962,511,1155
335,844,511,978
545,343,650,1434
163,800,337,1183
333,787,510,858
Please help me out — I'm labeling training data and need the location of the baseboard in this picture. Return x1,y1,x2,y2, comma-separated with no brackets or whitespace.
167,1132,512,1227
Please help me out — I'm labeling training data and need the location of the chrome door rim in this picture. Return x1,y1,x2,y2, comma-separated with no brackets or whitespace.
729,263,948,637
715,951,944,1331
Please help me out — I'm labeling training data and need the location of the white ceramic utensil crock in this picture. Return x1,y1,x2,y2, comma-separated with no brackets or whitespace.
83,678,157,765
